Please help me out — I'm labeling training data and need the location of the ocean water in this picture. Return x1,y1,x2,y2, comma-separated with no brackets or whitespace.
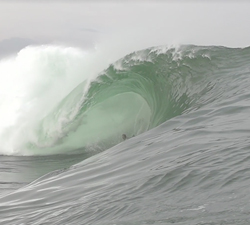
0,45,250,224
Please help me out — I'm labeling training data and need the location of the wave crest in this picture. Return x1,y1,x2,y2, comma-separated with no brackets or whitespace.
0,45,247,155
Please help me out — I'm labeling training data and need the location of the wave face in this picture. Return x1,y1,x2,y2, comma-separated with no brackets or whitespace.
1,44,250,224
0,45,249,156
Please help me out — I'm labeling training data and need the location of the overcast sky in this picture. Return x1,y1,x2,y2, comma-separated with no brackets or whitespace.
1,1,250,56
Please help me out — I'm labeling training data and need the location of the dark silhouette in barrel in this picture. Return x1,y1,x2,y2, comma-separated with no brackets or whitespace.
122,134,127,140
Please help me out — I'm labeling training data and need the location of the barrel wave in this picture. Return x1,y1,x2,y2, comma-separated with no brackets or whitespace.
0,45,249,155
1,44,250,224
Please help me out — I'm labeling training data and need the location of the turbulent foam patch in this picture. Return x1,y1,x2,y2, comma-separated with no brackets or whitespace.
0,46,92,155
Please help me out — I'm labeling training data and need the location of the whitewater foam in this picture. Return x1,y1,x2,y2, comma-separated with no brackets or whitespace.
0,45,98,155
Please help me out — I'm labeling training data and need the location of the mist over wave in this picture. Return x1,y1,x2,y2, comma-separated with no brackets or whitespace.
0,46,96,155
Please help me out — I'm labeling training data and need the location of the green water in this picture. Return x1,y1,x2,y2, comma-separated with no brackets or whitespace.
28,45,243,155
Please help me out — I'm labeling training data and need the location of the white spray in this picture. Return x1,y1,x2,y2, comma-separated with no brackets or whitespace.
0,45,109,155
